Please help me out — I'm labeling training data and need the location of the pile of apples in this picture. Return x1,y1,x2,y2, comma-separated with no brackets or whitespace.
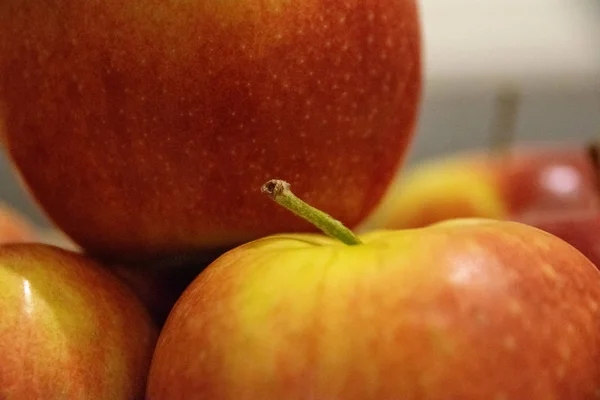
2,1,600,399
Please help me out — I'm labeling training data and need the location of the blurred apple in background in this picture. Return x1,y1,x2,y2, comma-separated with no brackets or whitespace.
0,0,422,266
0,244,157,399
373,143,599,230
147,219,600,400
0,202,37,244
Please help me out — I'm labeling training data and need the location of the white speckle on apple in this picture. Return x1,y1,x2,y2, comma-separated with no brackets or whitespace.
558,342,571,361
589,299,598,312
338,16,346,25
367,35,374,45
507,299,522,315
541,263,557,280
502,335,517,351
367,11,375,21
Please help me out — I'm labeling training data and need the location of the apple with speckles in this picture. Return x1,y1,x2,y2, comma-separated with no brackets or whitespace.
0,0,422,266
368,143,598,230
0,244,158,399
146,180,600,399
0,202,37,244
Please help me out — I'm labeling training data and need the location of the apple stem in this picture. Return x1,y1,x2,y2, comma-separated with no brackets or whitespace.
586,142,600,192
261,179,363,245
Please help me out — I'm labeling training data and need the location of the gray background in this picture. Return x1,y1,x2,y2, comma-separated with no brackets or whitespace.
2,0,599,229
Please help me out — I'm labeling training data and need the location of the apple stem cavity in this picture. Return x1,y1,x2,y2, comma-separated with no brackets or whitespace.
261,179,363,246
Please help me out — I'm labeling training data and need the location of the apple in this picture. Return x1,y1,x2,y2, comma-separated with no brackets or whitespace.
0,202,37,244
146,180,600,399
368,143,599,230
0,0,422,265
0,243,158,399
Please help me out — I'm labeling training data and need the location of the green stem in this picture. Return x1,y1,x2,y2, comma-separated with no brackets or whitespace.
261,179,363,246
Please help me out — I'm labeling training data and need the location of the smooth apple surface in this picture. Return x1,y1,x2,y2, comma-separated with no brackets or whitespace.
373,144,598,229
0,202,37,244
0,244,158,399
0,0,422,264
515,210,600,268
147,220,600,399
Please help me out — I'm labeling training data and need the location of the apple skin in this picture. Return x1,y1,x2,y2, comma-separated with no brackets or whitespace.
0,202,37,244
147,220,600,399
515,210,600,268
0,244,158,399
370,144,598,230
0,0,422,265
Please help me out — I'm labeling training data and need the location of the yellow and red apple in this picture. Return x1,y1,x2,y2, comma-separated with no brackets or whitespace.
0,0,422,265
147,219,600,399
370,144,598,230
0,244,157,399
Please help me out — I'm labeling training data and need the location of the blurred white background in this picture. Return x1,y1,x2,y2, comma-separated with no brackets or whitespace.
1,0,599,228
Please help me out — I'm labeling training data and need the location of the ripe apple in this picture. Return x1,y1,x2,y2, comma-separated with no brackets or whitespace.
0,244,158,399
369,143,598,230
0,0,422,265
0,202,37,244
147,220,600,399
147,180,600,399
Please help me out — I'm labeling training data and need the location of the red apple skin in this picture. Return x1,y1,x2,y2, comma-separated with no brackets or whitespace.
0,0,422,265
515,210,600,269
147,221,600,399
0,202,37,244
373,144,598,230
0,244,158,399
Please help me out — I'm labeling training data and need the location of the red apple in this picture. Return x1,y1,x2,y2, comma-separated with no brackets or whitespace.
0,202,37,244
0,244,158,399
0,0,422,265
147,181,600,399
369,143,598,230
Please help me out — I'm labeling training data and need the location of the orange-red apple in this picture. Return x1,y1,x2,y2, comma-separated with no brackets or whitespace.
0,202,37,244
371,143,598,230
0,244,157,399
0,0,422,265
147,219,600,399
